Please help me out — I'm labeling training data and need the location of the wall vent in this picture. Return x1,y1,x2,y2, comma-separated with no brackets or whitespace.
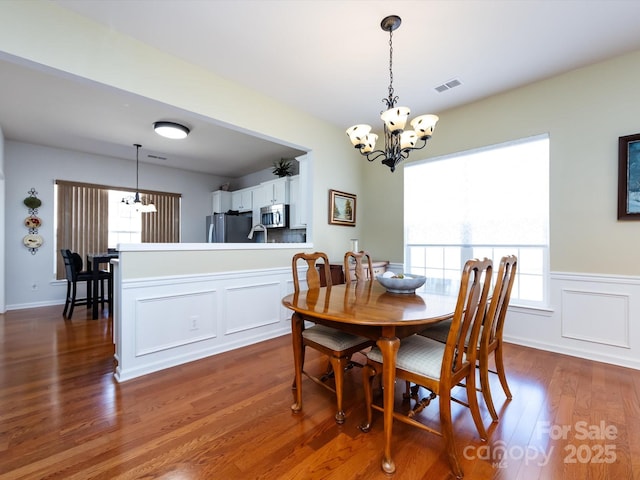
435,78,462,93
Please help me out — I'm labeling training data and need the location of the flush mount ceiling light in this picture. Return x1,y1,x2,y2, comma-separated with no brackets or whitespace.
153,121,190,139
121,144,157,213
346,15,439,173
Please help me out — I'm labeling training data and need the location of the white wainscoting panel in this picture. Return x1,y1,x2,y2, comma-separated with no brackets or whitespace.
224,281,281,335
135,290,218,356
114,267,292,382
561,289,629,348
504,272,640,370
114,268,640,382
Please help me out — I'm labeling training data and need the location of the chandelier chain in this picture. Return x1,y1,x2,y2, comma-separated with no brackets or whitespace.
135,144,140,192
388,29,394,105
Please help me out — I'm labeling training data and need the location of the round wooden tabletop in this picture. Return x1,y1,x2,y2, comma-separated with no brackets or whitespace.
282,281,457,327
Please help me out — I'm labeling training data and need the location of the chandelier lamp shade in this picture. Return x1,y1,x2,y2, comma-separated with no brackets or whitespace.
346,15,439,172
121,144,157,213
153,121,190,139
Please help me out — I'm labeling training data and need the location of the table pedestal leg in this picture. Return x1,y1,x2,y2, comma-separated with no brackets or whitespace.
290,312,304,413
378,336,400,474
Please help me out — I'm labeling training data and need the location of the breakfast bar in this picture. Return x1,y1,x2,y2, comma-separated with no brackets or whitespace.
111,242,309,382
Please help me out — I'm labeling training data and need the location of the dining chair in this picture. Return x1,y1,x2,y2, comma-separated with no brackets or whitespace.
420,255,518,421
292,252,374,424
361,258,493,479
60,249,111,319
343,250,374,283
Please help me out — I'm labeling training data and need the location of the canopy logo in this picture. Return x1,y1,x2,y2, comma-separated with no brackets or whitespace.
464,421,618,468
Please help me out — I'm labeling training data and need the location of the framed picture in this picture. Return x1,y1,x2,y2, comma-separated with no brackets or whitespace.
328,189,356,226
618,133,640,219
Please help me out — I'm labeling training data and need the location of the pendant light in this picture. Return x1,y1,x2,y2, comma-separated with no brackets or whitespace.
121,144,157,213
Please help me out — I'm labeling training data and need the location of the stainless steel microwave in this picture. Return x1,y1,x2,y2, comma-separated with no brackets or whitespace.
260,204,289,228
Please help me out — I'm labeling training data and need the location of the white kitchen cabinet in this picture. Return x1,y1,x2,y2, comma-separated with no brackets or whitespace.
260,177,289,206
251,185,266,226
273,178,289,204
231,188,253,212
288,175,307,228
211,190,231,213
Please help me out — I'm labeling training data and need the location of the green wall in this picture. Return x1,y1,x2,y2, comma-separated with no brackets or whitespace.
363,49,640,275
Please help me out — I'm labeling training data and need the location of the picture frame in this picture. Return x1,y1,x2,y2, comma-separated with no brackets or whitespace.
328,189,356,226
618,133,640,220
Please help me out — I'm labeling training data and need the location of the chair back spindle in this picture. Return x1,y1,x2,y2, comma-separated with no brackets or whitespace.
484,255,518,348
344,250,374,282
445,258,493,379
292,252,331,292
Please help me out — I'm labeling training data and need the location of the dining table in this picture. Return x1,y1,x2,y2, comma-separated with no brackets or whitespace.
86,251,118,319
281,280,457,474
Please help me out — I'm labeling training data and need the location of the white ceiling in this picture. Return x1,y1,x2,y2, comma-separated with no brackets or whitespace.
2,0,640,177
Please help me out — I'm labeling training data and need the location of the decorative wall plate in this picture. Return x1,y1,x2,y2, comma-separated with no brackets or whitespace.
23,234,44,249
24,215,42,229
23,196,42,209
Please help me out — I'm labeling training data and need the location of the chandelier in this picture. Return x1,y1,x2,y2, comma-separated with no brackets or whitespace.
121,144,157,213
346,15,439,173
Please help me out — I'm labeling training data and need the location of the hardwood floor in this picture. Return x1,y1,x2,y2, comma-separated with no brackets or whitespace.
1,306,639,479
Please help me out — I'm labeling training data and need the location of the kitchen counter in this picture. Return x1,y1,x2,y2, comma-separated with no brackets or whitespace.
118,242,311,252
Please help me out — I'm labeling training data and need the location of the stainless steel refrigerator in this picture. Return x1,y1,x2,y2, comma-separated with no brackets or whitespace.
206,212,254,243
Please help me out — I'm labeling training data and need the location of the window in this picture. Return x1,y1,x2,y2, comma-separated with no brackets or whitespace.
404,134,549,306
55,181,181,279
108,190,142,245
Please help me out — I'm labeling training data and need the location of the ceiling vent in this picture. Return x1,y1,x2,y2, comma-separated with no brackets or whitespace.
435,78,462,93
